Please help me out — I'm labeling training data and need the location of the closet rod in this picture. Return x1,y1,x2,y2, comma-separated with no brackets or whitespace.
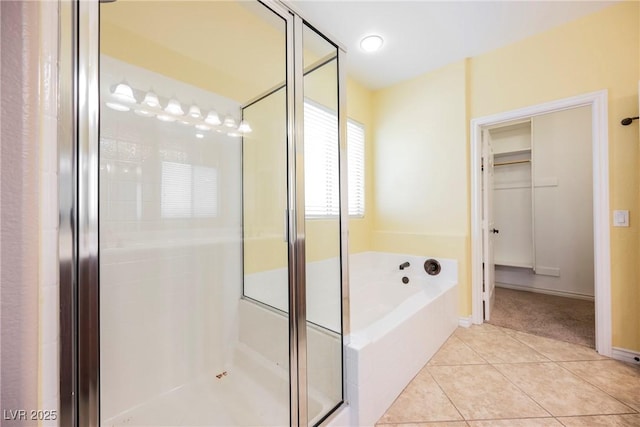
495,159,531,167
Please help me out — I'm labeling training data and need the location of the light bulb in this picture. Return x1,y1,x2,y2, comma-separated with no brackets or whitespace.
188,105,202,119
112,82,136,103
223,115,237,128
238,120,252,133
205,110,221,126
142,91,160,108
164,99,184,116
112,82,136,104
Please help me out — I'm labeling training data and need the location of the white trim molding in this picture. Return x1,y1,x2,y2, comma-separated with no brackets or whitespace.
612,347,640,365
459,316,473,328
495,283,594,302
470,90,612,357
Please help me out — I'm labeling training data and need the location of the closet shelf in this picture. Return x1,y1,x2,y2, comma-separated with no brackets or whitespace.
495,261,533,269
494,148,531,157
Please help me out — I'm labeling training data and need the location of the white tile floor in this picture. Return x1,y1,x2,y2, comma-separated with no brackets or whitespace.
376,324,640,427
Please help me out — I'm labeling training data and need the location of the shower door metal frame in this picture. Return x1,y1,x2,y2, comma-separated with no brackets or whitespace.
59,0,101,426
62,0,349,425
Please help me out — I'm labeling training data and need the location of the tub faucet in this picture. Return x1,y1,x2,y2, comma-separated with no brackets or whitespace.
399,261,410,270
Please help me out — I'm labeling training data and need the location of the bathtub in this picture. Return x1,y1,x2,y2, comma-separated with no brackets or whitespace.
333,252,459,427
243,252,458,427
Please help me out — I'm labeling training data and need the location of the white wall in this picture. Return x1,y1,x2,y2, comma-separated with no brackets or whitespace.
99,56,243,420
38,1,60,422
1,2,43,424
491,122,533,267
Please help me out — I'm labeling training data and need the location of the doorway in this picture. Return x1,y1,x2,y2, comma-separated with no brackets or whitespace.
484,108,595,347
470,91,612,356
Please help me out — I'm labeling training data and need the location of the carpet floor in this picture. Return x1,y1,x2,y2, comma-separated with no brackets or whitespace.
488,286,595,348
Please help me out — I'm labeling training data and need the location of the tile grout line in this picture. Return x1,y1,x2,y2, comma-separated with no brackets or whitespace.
377,326,640,426
479,326,630,419
376,337,464,425
456,328,554,365
489,359,639,418
428,334,489,367
553,361,640,415
424,364,468,423
554,413,640,426
512,330,640,414
484,359,555,418
506,328,607,363
453,327,557,420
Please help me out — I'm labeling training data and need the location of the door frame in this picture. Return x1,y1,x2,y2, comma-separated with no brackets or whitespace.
481,129,496,321
470,90,611,356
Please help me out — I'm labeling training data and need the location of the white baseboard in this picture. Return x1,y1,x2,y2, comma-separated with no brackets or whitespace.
535,266,561,277
611,347,640,365
459,316,473,328
496,282,594,301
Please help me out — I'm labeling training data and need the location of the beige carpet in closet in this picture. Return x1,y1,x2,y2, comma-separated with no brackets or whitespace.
488,286,595,348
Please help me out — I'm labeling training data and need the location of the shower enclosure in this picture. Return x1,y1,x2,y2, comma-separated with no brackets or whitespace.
59,1,347,426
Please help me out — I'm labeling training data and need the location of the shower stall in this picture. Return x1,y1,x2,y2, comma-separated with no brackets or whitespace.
59,1,347,426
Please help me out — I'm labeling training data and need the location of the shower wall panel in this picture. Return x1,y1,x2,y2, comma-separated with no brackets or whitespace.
99,56,243,420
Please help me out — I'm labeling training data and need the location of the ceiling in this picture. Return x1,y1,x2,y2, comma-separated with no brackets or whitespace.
290,0,618,89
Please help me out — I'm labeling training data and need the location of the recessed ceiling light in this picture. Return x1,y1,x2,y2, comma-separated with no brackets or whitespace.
360,35,383,53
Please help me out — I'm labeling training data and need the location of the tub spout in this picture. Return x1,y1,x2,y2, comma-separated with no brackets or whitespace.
399,261,410,270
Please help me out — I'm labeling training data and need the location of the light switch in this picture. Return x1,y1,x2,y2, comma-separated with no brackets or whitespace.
613,210,629,227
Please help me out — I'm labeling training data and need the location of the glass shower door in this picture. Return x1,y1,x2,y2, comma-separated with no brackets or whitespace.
302,24,345,424
98,1,291,425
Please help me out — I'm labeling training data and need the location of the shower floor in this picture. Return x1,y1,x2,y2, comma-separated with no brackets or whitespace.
103,344,327,426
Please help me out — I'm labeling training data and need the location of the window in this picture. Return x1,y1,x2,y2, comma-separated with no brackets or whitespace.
161,161,218,218
303,100,365,218
347,120,365,217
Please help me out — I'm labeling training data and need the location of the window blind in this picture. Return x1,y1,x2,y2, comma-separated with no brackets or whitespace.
161,161,218,218
303,100,365,218
304,101,340,216
347,120,365,216
193,166,218,217
161,161,192,218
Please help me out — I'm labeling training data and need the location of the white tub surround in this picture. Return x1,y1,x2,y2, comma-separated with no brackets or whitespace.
339,252,459,427
240,252,458,427
244,257,342,332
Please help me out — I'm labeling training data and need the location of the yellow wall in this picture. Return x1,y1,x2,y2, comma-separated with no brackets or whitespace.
102,4,375,275
347,77,375,253
101,1,286,104
242,77,374,274
372,1,640,350
472,1,639,352
372,60,471,315
300,62,375,256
